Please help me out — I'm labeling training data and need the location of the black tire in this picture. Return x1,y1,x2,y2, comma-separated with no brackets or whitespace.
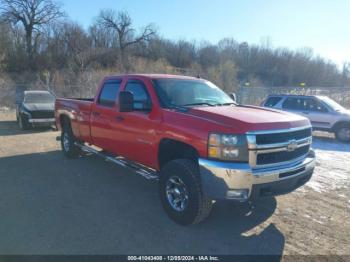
61,120,80,158
159,159,213,225
18,114,30,130
335,125,350,142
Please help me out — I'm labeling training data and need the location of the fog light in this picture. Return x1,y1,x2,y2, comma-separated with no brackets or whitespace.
226,189,249,200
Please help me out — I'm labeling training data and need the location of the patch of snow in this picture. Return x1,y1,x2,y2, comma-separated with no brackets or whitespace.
305,137,350,194
312,219,324,225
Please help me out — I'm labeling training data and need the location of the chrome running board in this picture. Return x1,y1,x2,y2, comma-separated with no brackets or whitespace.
76,143,159,180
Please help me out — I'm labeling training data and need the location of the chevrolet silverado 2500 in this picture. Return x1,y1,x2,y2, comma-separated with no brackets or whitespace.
55,74,316,225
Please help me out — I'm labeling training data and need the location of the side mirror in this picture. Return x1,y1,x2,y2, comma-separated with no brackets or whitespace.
119,91,134,112
229,92,237,102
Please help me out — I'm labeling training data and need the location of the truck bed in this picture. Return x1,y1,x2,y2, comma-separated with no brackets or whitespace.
55,97,94,143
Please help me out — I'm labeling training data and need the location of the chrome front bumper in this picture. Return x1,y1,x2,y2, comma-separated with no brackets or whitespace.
198,150,316,201
28,118,55,124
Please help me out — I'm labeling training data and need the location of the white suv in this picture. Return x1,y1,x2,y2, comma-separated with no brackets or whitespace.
262,95,350,142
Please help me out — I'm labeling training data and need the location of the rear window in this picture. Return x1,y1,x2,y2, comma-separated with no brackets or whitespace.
98,81,121,107
264,96,282,107
282,97,304,110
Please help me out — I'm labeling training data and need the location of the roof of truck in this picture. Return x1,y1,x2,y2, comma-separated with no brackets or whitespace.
106,74,201,80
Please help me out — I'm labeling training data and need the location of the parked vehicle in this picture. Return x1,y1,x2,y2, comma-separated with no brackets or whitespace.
16,91,56,130
262,94,350,142
55,74,316,225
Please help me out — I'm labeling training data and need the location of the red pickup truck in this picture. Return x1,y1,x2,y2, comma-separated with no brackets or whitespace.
55,74,316,225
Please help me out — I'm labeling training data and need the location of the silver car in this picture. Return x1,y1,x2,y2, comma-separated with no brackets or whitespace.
262,95,350,142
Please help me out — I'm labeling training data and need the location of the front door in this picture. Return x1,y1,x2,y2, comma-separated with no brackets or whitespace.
109,79,161,168
282,97,335,130
302,97,335,130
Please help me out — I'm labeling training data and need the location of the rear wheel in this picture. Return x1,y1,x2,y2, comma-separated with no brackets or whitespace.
61,121,80,158
335,125,350,142
159,159,213,225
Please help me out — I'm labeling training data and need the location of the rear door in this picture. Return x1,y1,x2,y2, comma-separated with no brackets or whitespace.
90,79,122,151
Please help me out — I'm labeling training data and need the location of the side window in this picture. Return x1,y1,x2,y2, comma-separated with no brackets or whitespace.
305,98,328,112
98,81,121,107
264,96,283,107
282,97,304,110
125,81,151,110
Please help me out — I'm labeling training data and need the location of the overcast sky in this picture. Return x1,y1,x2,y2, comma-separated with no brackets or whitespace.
61,0,350,67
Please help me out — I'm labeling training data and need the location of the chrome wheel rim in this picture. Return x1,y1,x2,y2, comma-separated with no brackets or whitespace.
63,132,70,152
166,176,189,212
338,127,350,141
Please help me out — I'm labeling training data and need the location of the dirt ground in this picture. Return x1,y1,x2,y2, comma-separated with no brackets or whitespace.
0,109,349,257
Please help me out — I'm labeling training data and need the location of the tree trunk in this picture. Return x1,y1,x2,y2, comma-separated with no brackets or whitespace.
25,27,36,70
120,46,129,72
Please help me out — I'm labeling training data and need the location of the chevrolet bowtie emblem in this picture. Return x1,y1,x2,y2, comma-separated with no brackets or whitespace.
287,140,298,152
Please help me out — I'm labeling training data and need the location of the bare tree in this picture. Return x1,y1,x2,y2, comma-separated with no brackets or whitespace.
96,9,156,69
0,0,64,68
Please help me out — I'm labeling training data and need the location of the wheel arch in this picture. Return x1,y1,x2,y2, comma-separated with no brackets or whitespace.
158,138,200,169
59,113,71,128
332,121,350,131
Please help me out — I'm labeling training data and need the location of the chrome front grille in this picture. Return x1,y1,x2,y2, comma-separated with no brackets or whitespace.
247,126,312,168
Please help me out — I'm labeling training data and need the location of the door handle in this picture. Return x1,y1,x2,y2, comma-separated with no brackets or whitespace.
92,111,100,117
115,116,125,122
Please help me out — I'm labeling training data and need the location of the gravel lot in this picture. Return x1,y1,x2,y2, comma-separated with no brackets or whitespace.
0,110,349,256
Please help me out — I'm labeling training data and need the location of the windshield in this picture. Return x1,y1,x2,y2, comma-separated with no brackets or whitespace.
24,93,55,104
318,96,345,111
153,79,234,108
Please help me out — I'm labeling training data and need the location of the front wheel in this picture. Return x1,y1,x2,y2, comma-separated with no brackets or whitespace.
159,159,213,225
61,121,80,158
335,125,350,142
18,114,30,130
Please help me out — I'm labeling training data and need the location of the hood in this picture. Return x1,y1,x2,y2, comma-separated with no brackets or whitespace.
186,105,310,133
23,103,54,111
342,109,350,116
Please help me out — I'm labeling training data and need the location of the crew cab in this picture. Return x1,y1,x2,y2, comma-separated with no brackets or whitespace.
55,74,316,225
262,94,350,142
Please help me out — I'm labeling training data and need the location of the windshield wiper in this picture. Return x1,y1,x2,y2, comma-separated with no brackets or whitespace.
181,102,216,107
166,104,189,112
215,102,237,106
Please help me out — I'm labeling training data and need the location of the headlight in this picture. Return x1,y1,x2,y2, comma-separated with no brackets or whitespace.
208,134,248,161
21,106,31,117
